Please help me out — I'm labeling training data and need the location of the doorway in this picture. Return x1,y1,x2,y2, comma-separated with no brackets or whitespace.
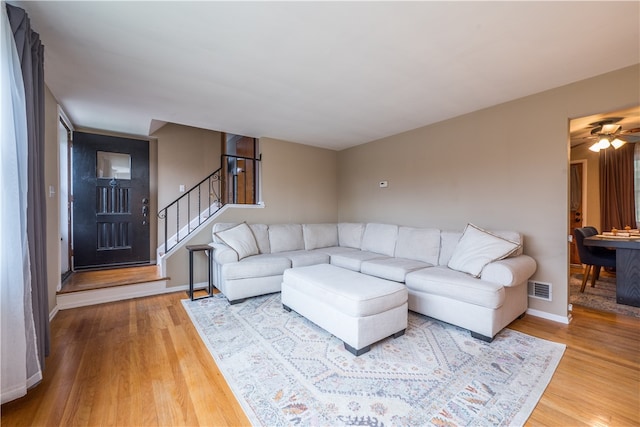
569,160,586,265
59,116,72,284
72,132,151,270
222,134,257,205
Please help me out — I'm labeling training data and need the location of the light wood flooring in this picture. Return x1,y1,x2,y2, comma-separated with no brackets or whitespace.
2,292,639,426
59,265,168,293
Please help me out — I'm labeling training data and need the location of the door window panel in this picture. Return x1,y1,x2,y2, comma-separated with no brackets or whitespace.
97,151,131,179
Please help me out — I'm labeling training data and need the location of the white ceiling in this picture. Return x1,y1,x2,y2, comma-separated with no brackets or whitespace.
12,1,640,150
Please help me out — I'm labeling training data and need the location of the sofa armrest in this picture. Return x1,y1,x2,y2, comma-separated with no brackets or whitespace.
210,242,239,264
480,255,537,287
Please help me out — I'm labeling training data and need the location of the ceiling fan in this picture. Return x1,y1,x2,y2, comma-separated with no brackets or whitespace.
583,117,640,152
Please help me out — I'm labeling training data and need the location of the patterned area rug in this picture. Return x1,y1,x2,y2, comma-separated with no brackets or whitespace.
569,273,640,318
182,294,565,427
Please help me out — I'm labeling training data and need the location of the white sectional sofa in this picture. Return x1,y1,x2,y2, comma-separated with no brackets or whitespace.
209,222,537,341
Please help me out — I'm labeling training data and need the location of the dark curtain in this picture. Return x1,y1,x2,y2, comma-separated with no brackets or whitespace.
6,3,50,368
600,143,637,232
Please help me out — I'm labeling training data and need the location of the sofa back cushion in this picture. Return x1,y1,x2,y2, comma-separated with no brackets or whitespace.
439,231,463,266
395,227,440,264
269,224,304,253
361,223,398,256
338,223,365,249
249,224,271,254
303,223,338,250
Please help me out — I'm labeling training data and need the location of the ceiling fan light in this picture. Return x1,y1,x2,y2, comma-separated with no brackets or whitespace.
611,137,626,149
601,124,621,134
589,142,601,152
598,137,611,149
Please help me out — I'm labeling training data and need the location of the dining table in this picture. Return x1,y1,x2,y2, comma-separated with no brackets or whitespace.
583,234,640,307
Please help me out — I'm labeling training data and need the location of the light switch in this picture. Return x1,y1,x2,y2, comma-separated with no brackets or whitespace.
179,184,185,192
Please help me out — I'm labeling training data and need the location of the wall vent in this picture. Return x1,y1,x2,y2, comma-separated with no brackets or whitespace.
528,280,552,301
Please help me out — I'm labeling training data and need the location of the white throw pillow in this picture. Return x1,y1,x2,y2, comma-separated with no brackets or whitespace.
447,223,521,277
214,222,259,260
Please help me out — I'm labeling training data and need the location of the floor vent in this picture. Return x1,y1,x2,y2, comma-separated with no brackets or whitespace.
528,280,552,301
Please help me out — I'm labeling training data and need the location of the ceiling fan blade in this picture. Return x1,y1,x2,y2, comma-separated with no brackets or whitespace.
620,135,640,143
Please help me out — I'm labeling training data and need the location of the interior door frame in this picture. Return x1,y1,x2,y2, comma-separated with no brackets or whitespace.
569,159,588,265
72,131,151,270
58,107,73,283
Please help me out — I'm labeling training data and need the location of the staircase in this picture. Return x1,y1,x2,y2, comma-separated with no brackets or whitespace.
157,167,223,256
156,154,260,272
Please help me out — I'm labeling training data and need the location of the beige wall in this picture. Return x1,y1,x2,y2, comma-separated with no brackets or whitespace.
43,65,638,320
337,64,640,319
163,137,339,286
44,86,60,314
570,144,601,232
154,123,221,209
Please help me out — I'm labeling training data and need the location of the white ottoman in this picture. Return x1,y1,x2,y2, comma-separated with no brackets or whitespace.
282,264,408,356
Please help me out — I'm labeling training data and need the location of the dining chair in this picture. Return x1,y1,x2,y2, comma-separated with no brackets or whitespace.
573,227,616,292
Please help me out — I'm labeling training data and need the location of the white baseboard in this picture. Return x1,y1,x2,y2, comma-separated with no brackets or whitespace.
56,280,208,310
526,308,570,324
49,305,59,321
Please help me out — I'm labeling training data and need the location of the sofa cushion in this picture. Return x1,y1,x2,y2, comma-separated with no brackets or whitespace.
395,226,440,265
338,223,365,249
405,266,505,309
249,224,270,254
277,250,330,268
221,255,292,280
303,223,338,250
438,231,462,266
331,251,388,272
214,222,259,260
361,223,398,256
310,246,360,257
361,257,431,282
269,224,304,253
447,224,521,277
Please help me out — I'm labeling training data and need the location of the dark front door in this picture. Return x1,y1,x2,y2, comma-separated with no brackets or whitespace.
72,132,150,269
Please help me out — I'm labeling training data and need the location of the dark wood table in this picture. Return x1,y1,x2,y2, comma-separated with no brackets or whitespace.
584,236,640,307
186,244,214,301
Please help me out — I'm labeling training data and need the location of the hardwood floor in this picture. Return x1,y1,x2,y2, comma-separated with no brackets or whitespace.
2,292,638,426
509,307,639,426
59,265,168,293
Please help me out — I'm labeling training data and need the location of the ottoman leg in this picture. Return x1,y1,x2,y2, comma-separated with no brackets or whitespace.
344,342,371,356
